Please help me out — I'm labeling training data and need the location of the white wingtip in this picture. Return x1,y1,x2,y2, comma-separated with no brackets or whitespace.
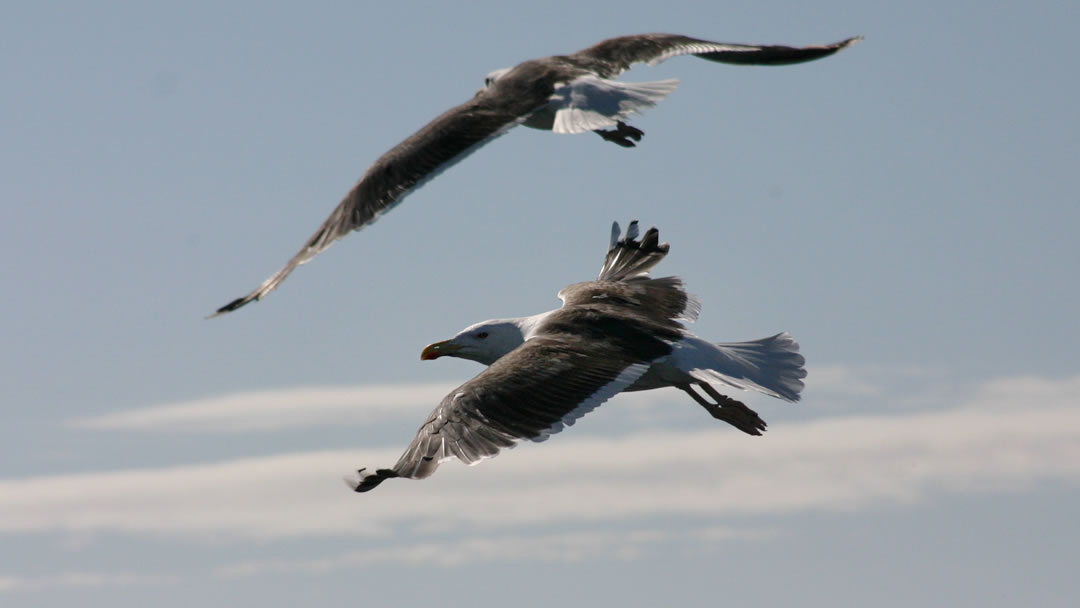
342,471,363,491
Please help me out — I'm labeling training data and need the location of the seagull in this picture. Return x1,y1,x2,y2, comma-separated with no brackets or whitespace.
346,220,807,493
212,33,861,316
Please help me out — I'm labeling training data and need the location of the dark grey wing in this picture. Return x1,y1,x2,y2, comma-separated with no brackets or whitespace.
558,221,701,323
559,276,700,324
211,99,528,316
569,34,862,78
349,330,668,492
597,220,668,281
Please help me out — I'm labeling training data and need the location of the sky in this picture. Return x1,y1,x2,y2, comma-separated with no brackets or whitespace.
2,1,1079,606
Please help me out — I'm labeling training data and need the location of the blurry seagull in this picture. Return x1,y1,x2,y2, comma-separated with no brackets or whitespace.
212,33,861,316
346,220,807,492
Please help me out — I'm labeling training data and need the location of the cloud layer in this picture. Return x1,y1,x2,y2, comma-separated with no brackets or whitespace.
67,383,459,432
66,365,895,433
215,527,769,577
7,374,1080,542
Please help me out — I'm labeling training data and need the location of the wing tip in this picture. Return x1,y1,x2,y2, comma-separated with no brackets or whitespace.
827,36,864,53
206,296,253,319
597,218,671,281
812,35,864,51
344,468,399,493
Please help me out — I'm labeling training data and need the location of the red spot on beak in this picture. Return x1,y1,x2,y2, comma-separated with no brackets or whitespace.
422,340,457,361
420,342,444,361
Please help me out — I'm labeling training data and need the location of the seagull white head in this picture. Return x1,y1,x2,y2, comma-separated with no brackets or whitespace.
421,318,527,365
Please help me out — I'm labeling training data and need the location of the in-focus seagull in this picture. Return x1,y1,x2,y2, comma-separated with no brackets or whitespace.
212,33,861,316
346,220,807,493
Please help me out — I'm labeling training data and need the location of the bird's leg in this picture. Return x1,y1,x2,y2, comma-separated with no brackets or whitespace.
698,383,767,435
594,121,645,148
680,383,716,408
679,383,766,436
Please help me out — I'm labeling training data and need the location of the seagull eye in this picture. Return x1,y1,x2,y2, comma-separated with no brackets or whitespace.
476,332,489,339
484,77,493,87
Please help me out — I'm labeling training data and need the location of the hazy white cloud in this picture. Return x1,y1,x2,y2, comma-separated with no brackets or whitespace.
803,364,882,397
5,374,1080,543
802,364,957,411
216,526,766,577
67,383,458,432
67,365,885,434
0,571,177,593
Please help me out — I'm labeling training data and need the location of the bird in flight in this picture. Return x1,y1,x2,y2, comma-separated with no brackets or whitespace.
212,33,861,316
346,220,807,492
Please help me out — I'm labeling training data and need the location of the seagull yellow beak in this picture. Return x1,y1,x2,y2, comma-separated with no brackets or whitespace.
421,340,462,361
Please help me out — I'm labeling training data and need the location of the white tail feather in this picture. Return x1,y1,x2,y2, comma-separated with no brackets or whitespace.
678,333,806,402
551,76,680,134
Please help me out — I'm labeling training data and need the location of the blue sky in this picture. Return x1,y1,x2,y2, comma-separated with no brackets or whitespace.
2,1,1078,606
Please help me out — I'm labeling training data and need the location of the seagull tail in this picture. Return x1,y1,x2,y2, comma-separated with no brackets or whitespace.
551,77,679,134
607,78,680,115
598,220,670,281
686,332,807,403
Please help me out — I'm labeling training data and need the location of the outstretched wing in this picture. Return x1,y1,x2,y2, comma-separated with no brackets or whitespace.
570,34,862,78
211,99,528,316
597,220,667,281
348,334,660,492
558,221,701,323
